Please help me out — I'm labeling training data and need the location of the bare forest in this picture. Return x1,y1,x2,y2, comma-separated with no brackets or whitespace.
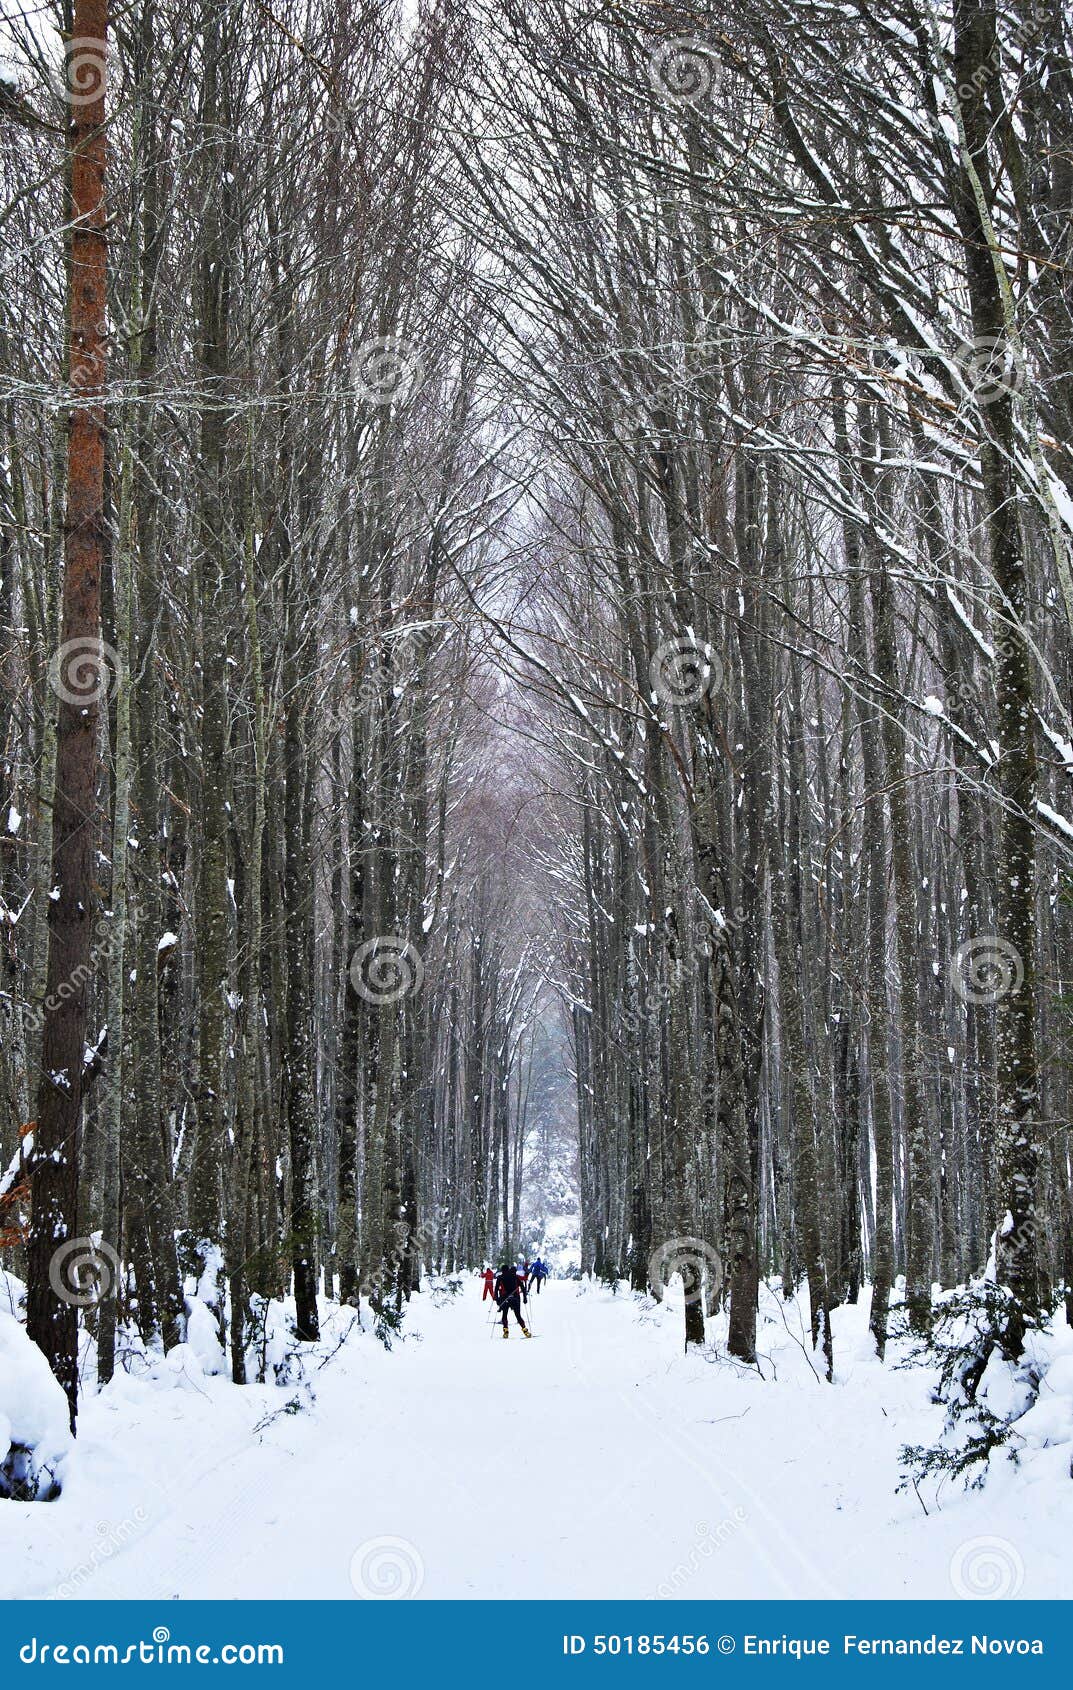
1,0,1072,1567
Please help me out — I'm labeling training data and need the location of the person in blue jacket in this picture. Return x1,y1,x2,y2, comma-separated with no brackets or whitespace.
529,1256,549,1294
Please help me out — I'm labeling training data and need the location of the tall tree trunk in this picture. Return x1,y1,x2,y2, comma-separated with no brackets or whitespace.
188,4,232,1288
27,0,109,1429
954,0,1041,1350
284,675,320,1342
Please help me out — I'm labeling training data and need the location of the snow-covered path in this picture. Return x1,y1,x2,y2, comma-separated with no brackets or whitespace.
4,1282,1069,1601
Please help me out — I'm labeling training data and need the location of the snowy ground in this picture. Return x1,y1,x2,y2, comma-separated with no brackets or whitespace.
3,1280,1070,1601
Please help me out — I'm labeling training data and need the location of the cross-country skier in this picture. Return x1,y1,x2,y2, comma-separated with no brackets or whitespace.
494,1261,531,1337
529,1256,548,1293
480,1265,495,1302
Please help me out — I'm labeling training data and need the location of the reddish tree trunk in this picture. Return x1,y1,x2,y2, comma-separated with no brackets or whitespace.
26,0,109,1432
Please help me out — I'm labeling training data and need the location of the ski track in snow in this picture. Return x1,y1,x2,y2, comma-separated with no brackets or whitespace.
3,1282,1069,1601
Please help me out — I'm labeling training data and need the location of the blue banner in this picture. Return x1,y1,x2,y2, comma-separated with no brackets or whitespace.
4,1602,1068,1684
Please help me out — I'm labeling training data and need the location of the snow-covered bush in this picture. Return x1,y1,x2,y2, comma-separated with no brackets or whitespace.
898,1282,1057,1492
370,1301,404,1349
1002,1345,1073,1463
246,1294,305,1386
0,1313,73,1500
0,1270,26,1318
426,1274,465,1307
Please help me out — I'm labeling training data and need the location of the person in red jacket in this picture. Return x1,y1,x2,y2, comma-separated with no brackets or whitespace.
480,1266,495,1302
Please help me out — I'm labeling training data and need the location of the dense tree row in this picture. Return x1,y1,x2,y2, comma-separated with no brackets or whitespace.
0,0,551,1425
465,0,1073,1376
1,0,1070,1443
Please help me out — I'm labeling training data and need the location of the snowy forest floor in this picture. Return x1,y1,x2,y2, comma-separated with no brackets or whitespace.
4,1280,1070,1601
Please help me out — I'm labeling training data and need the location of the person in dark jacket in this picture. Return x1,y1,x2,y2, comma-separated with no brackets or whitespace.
494,1261,531,1337
529,1257,548,1293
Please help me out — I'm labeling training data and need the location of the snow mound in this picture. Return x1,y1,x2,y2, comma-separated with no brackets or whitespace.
184,1297,226,1376
1012,1345,1073,1452
1042,1353,1073,1397
979,1347,1035,1421
0,1313,73,1499
155,1342,209,1391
